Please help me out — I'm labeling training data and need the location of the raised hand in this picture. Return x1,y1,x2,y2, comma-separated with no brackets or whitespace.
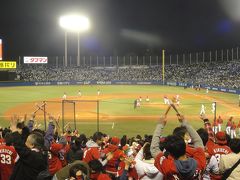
177,114,185,123
10,114,22,133
159,115,167,126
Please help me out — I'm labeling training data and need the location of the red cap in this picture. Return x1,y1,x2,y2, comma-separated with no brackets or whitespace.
110,136,120,145
216,131,227,145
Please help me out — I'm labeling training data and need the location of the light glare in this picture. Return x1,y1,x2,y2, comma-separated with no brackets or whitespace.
59,15,90,32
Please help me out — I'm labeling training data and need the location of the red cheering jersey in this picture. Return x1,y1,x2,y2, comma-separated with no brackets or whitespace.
154,146,206,180
0,138,5,146
102,144,126,174
48,142,70,175
83,147,101,163
0,145,18,180
207,142,231,160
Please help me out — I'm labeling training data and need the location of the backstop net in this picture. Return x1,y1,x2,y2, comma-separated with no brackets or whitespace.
61,100,99,134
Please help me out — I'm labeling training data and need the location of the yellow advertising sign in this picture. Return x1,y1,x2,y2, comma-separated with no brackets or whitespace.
0,61,16,69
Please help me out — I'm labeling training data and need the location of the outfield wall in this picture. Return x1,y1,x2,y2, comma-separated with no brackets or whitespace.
0,80,239,94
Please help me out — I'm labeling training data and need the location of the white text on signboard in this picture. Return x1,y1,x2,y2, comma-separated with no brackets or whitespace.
24,56,48,64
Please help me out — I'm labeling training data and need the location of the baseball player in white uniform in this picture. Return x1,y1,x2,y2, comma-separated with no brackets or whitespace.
163,96,170,105
211,103,215,114
200,104,206,115
62,92,67,100
78,90,82,97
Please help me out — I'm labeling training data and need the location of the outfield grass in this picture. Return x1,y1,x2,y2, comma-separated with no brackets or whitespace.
0,85,239,137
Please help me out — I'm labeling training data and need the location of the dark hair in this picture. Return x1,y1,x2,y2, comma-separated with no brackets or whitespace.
2,128,11,139
173,126,187,138
92,132,103,142
144,135,152,143
4,133,13,146
79,134,87,148
88,159,104,173
121,135,127,148
21,126,30,143
143,143,152,160
136,134,142,141
165,135,186,159
127,137,134,146
229,138,240,153
32,129,45,137
16,122,25,129
69,164,88,178
197,128,208,146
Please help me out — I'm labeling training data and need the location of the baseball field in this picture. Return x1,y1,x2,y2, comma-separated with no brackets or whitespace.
0,85,239,137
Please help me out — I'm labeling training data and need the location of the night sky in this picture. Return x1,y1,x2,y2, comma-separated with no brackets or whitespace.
0,0,240,59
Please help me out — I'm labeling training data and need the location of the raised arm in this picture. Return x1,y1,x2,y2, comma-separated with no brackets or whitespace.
150,115,166,158
27,114,36,132
178,114,204,149
44,116,55,149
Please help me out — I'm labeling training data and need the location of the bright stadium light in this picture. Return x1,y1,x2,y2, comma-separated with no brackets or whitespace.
59,15,90,32
59,14,90,66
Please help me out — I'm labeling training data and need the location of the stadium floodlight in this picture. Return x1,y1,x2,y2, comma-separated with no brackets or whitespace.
59,15,90,32
59,14,90,66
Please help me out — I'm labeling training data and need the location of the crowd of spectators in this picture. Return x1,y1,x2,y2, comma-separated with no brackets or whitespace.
1,108,240,179
1,60,238,179
16,60,240,89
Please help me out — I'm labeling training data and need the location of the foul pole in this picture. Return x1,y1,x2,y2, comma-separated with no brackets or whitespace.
162,49,165,85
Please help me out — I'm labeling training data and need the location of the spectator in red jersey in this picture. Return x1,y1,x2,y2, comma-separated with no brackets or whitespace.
48,136,70,175
58,136,71,167
150,114,206,180
102,136,125,178
201,115,232,179
116,145,138,180
45,118,70,176
197,128,219,179
203,124,232,158
216,116,223,132
0,133,18,180
83,132,113,165
219,138,240,179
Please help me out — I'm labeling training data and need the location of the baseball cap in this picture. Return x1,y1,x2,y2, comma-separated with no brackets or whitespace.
110,136,120,146
216,131,227,145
